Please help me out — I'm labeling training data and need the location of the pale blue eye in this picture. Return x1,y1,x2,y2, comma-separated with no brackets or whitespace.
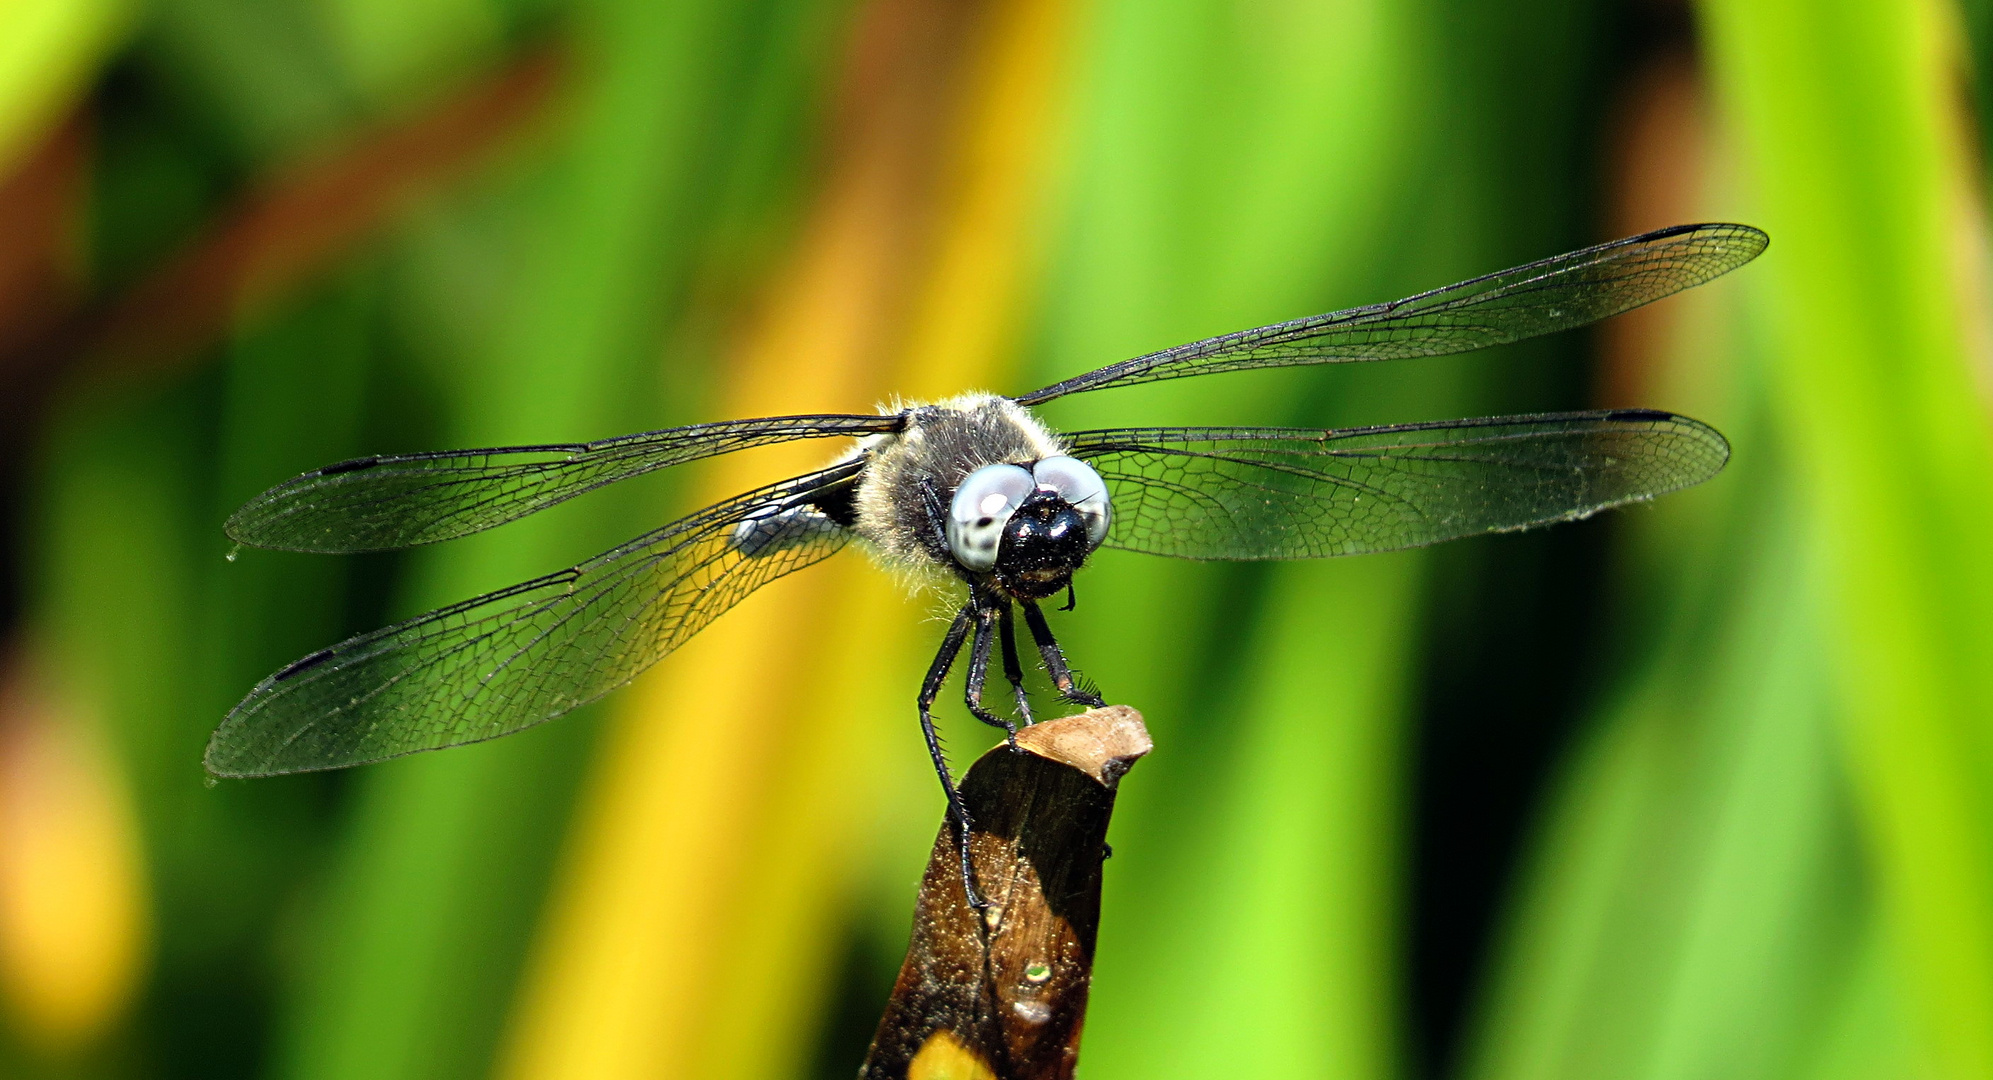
1032,456,1111,547
947,464,1035,571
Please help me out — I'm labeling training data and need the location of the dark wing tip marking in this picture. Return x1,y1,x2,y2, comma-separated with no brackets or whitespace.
1604,407,1677,422
1599,222,1767,266
273,648,337,682
1650,220,1767,244
316,457,383,476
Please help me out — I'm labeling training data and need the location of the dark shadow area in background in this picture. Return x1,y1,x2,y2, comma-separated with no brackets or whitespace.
1404,1,1695,1076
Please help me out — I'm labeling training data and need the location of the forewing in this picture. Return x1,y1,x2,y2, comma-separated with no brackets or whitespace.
1063,410,1728,560
226,413,898,552
205,464,860,776
1016,223,1765,405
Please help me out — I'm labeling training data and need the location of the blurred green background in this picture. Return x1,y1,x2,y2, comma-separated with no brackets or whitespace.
3,0,1992,1077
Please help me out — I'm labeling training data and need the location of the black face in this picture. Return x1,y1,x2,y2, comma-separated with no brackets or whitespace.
991,492,1091,600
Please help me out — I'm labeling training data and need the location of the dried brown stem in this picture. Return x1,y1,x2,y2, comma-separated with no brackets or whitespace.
861,705,1151,1080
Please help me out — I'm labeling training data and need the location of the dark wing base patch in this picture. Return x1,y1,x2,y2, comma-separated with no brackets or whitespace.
227,413,899,553
206,463,861,777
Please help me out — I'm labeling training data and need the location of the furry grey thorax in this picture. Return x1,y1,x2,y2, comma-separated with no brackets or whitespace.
850,393,1064,576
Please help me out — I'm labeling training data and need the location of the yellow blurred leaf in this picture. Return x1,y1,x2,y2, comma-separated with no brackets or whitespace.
0,653,148,1054
496,2,1079,1077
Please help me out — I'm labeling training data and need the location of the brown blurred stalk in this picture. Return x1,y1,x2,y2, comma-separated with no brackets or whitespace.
0,42,566,439
861,706,1152,1080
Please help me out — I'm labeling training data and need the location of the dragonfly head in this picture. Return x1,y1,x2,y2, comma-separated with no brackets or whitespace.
947,456,1111,599
992,492,1093,599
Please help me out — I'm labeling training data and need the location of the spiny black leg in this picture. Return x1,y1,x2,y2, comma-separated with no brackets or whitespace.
919,600,987,908
918,478,952,557
1022,599,1106,707
997,602,1034,726
963,602,1016,740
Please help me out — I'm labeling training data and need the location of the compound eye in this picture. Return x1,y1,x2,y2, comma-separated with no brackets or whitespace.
947,463,1036,571
1032,455,1111,547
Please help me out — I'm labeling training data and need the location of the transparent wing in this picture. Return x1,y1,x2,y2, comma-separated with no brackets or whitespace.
1063,410,1728,560
226,413,899,553
205,463,861,777
1016,223,1766,405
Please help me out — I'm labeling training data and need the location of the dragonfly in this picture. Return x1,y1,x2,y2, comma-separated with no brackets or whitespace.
209,221,1764,904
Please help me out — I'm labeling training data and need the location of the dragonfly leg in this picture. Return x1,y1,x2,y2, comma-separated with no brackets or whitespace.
997,602,1035,726
963,601,1017,740
918,478,952,560
919,599,987,909
1021,599,1106,707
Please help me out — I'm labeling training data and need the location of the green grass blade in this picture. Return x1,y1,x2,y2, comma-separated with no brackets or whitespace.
1701,3,1993,1076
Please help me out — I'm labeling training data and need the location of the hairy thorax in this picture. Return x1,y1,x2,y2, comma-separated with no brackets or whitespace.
851,393,1064,574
